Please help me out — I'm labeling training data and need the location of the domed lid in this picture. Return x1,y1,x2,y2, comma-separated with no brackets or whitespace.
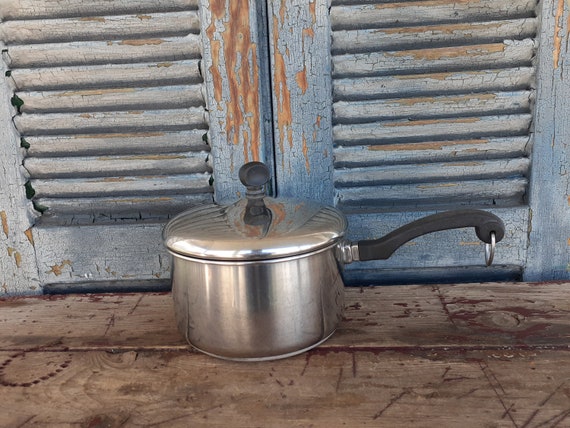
163,162,347,261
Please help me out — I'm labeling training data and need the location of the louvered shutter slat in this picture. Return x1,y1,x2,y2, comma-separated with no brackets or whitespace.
0,12,200,44
25,131,208,157
10,61,202,91
0,0,198,19
334,136,529,167
334,68,535,101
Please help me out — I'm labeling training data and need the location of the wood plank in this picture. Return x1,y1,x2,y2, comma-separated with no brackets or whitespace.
333,136,530,168
525,0,570,281
24,153,210,178
333,115,532,145
0,12,200,44
9,61,203,91
334,91,532,123
14,108,207,135
333,68,535,101
330,0,537,30
1,348,570,427
332,18,537,54
336,178,528,211
333,40,535,78
0,0,198,20
267,0,335,203
3,36,202,68
200,0,274,204
1,282,568,352
18,85,205,114
34,194,210,218
26,131,209,157
335,158,530,187
0,44,40,296
1,282,570,426
31,174,212,198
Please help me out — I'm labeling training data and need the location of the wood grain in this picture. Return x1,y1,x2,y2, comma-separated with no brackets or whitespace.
1,282,570,427
525,0,570,281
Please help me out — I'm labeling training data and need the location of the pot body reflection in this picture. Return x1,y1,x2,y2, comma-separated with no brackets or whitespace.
170,245,345,361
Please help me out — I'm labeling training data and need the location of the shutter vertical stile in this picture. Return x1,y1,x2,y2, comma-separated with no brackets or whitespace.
1,0,212,291
331,0,537,283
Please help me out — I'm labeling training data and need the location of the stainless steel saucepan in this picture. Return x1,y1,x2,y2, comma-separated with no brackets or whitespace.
163,162,505,361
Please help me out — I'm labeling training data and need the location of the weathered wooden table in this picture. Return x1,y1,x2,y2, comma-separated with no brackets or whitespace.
1,282,569,427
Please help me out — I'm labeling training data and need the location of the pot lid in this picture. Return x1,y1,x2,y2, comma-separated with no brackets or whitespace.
163,162,348,261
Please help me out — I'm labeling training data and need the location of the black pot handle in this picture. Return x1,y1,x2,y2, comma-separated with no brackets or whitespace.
357,209,505,261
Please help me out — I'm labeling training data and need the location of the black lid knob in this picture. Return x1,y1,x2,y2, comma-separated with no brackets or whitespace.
239,162,271,189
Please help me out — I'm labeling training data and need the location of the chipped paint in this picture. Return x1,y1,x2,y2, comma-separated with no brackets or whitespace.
296,68,308,94
79,132,165,139
375,0,475,9
379,21,508,36
155,62,173,68
79,17,106,22
446,161,483,167
136,15,152,20
272,14,293,161
391,43,506,61
1,211,8,238
392,93,497,107
60,88,136,97
48,260,72,276
417,183,459,189
24,228,34,246
96,154,185,161
383,118,480,127
553,0,565,69
368,139,488,151
13,252,21,268
302,134,310,173
119,39,164,46
206,0,261,162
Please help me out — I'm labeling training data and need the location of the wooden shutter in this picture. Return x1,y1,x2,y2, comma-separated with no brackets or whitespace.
329,0,536,283
1,0,211,291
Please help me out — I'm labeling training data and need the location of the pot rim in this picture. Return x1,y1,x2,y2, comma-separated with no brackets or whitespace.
166,240,342,266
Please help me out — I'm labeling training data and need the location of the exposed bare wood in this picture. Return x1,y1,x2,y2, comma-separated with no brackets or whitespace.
200,0,273,204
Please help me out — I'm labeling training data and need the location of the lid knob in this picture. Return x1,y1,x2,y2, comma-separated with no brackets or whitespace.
239,162,271,199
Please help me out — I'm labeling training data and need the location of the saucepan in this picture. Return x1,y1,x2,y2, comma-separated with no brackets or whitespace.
163,162,505,361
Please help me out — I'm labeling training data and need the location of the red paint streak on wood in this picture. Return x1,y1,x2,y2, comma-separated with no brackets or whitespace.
206,0,261,161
